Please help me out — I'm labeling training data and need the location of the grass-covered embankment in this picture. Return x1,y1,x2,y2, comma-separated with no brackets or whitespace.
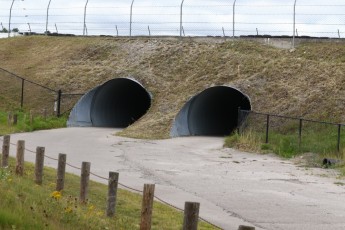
1,36,345,139
0,158,216,230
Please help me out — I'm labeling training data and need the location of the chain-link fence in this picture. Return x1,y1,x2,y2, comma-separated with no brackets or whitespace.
238,110,345,157
0,67,83,117
0,0,344,40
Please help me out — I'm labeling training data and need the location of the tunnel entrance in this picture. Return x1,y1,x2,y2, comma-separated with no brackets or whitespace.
171,86,251,137
67,78,151,128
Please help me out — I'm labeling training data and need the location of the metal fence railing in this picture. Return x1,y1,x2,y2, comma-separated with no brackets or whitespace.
0,0,344,46
0,67,83,117
238,109,345,157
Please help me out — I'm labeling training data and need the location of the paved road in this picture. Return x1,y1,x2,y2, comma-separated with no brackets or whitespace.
2,127,345,230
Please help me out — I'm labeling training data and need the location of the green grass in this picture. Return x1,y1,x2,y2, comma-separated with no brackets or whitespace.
225,125,345,175
226,128,345,158
0,158,217,230
0,110,67,136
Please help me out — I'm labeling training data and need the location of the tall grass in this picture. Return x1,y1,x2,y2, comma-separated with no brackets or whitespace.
225,128,345,159
0,110,67,136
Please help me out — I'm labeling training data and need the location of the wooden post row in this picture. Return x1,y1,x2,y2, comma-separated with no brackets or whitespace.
183,202,200,230
140,184,155,230
80,162,91,204
34,147,45,185
1,135,10,168
107,171,119,217
15,140,25,176
56,153,66,191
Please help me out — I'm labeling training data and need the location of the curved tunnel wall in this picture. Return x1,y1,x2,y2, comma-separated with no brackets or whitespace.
171,86,251,137
67,78,151,128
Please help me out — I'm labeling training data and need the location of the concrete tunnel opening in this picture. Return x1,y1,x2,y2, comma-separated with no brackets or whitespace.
171,86,251,137
67,78,151,128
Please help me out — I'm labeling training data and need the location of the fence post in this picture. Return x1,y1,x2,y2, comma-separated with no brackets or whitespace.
298,119,303,148
8,0,15,38
56,89,62,117
16,140,25,176
43,108,47,120
12,114,18,125
130,0,135,36
35,147,45,185
233,0,237,38
1,135,10,168
265,115,270,144
238,225,255,230
30,111,34,126
46,0,52,34
56,153,66,191
180,0,185,37
292,0,297,49
140,184,155,230
7,112,12,126
21,78,24,108
80,162,91,204
183,202,200,230
107,171,119,217
83,0,89,36
337,124,341,153
237,107,242,134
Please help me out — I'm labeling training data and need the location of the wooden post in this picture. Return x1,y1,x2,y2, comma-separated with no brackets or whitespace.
12,114,18,125
140,184,155,230
30,111,34,126
107,171,119,217
56,153,66,191
7,112,12,126
238,225,255,230
15,140,25,176
1,135,10,168
80,162,91,204
34,147,45,185
43,108,47,120
183,202,200,230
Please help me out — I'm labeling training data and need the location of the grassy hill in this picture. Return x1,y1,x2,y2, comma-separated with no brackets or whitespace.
1,36,345,139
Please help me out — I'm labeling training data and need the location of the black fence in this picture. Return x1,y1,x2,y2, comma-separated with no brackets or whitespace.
0,67,83,117
238,109,345,157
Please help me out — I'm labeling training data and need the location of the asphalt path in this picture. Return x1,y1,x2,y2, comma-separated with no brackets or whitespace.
2,127,345,230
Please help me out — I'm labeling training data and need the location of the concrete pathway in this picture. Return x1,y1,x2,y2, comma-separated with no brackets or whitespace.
2,127,345,230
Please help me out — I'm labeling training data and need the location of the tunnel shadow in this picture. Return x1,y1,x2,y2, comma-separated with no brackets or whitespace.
67,78,151,128
171,86,251,137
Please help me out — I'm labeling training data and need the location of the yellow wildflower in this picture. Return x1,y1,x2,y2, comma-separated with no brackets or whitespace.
65,207,73,213
51,191,62,200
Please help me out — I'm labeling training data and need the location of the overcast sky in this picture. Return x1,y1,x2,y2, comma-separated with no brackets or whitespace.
0,0,344,37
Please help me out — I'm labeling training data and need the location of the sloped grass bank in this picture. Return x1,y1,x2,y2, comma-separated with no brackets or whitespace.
0,158,216,230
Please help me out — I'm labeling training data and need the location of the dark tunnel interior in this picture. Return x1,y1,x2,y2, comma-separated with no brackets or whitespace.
90,78,151,127
171,86,251,137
